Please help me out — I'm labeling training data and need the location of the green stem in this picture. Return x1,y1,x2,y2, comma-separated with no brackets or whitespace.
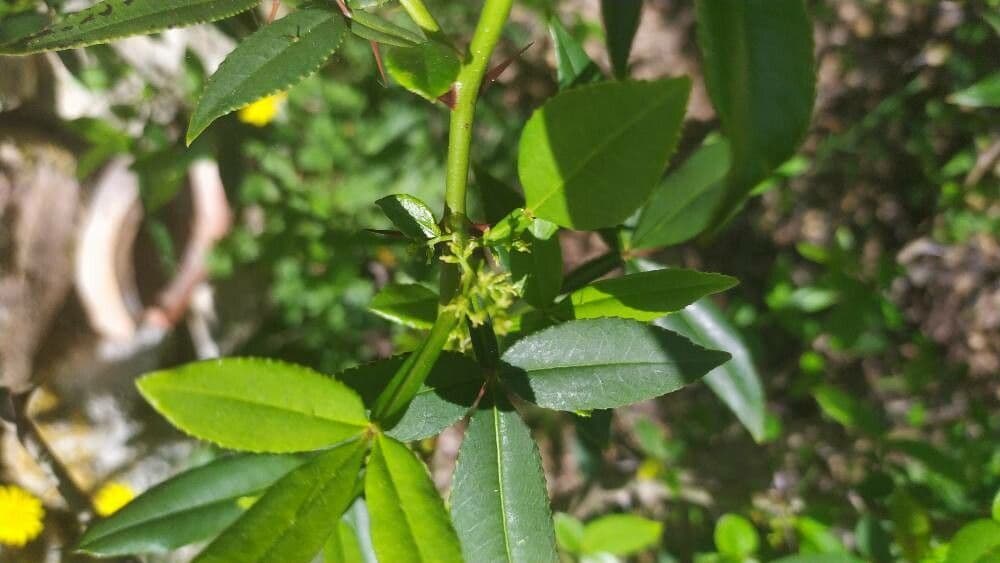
398,0,442,34
370,0,512,427
444,0,513,229
371,308,459,425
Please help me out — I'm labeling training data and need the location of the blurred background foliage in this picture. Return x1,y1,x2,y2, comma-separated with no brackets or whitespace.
1,0,998,561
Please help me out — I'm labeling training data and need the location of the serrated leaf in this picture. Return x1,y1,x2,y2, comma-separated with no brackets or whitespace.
565,268,737,322
696,0,815,226
336,353,482,442
511,221,563,309
451,391,558,563
519,79,690,230
195,439,368,563
375,194,441,240
501,318,730,411
187,8,347,144
949,72,1000,108
385,42,460,100
601,0,642,79
349,10,425,48
654,296,767,442
365,435,463,563
15,0,258,54
369,283,438,329
632,140,730,249
137,358,368,453
548,16,601,90
77,455,306,557
581,514,661,556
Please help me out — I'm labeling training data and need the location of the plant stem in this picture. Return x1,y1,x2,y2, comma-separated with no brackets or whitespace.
444,0,513,231
398,0,442,34
371,0,512,427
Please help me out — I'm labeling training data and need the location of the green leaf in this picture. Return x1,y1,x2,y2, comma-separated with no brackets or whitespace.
501,317,730,411
565,268,737,322
947,520,1000,563
137,358,368,453
186,8,347,144
385,42,460,100
323,521,365,563
655,297,767,442
349,10,425,48
993,488,1000,522
548,16,601,90
949,72,1000,108
511,220,563,309
601,0,642,79
771,556,864,563
554,513,585,554
0,11,50,49
632,140,730,249
855,516,892,563
14,0,257,54
713,514,758,558
375,194,442,240
365,434,463,563
696,0,815,225
77,455,306,557
195,439,368,563
812,384,885,436
369,283,438,329
519,78,690,230
336,353,482,442
473,165,525,224
451,391,558,563
580,514,661,556
888,439,965,485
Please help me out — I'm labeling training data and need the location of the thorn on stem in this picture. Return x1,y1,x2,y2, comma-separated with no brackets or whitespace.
483,41,533,91
370,41,388,85
334,0,352,18
267,0,280,23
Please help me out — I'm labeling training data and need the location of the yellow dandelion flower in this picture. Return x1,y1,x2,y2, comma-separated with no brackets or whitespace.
93,482,135,517
237,92,287,127
0,485,44,547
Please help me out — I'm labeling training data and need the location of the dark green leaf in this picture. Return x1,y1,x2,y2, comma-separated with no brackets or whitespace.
187,8,347,144
714,514,758,557
349,10,425,48
0,11,50,48
195,439,368,563
375,194,442,240
888,439,965,485
771,556,864,563
137,358,368,453
655,297,766,442
601,0,642,79
365,435,463,562
519,78,690,230
548,16,601,90
947,520,1000,563
16,0,258,54
949,72,1000,108
696,0,815,225
385,42,460,100
451,392,558,563
565,268,737,322
336,353,482,442
501,318,730,411
369,283,438,329
77,455,306,557
581,514,661,556
472,165,525,224
855,516,892,563
511,220,563,309
632,140,730,249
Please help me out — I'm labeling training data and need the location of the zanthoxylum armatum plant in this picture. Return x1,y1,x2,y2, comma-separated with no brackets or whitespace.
2,0,815,560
